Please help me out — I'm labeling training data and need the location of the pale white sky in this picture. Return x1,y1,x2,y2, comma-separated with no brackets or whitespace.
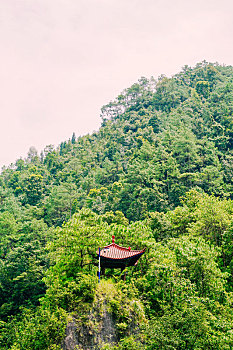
0,0,232,168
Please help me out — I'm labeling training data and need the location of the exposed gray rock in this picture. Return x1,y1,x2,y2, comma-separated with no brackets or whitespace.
62,320,80,350
61,281,145,350
62,307,117,350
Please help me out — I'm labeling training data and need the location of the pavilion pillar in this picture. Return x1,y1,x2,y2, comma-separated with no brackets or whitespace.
121,267,126,281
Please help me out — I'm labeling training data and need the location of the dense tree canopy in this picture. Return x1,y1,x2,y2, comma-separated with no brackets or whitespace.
1,62,233,349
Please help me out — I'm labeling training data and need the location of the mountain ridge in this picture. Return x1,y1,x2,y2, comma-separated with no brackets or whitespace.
1,61,233,349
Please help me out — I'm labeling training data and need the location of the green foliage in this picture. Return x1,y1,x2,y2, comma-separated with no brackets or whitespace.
102,210,129,226
2,307,67,350
41,273,97,312
0,216,49,320
168,236,227,299
2,62,233,349
44,181,78,226
111,336,143,350
145,301,233,349
195,80,210,98
22,173,44,205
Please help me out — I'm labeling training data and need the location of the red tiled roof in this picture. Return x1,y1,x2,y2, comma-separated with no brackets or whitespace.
99,243,145,260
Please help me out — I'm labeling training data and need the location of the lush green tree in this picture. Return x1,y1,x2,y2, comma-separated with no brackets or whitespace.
44,181,79,226
1,62,233,348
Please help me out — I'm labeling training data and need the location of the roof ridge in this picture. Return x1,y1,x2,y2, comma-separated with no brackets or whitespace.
101,243,145,252
104,243,129,250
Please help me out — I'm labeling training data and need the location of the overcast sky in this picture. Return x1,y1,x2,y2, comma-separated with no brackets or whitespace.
0,0,232,168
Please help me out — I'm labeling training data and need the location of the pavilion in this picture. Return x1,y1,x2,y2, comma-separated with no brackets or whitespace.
97,235,145,279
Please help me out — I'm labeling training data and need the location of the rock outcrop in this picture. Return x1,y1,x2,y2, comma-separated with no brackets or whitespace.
61,280,146,350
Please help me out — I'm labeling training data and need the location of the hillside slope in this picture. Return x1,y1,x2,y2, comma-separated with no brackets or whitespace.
1,62,233,349
1,62,233,224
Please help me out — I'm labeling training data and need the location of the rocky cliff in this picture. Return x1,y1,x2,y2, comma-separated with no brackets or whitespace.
61,280,146,350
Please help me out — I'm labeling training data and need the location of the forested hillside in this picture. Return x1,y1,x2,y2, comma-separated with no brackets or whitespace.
1,61,233,349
